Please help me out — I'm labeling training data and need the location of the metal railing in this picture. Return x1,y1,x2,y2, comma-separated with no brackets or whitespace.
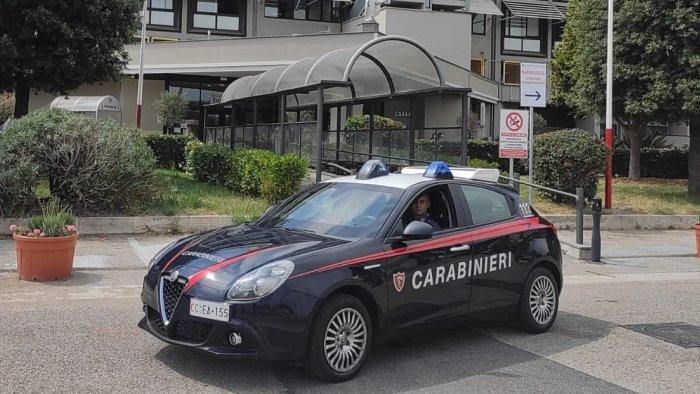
500,175,585,246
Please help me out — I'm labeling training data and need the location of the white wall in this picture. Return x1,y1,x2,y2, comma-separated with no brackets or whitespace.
121,79,166,132
376,8,471,69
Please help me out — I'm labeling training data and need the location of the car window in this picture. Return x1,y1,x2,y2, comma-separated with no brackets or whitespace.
392,185,456,236
256,182,402,238
459,185,513,226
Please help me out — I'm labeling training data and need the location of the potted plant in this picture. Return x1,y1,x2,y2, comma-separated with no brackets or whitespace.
10,200,79,281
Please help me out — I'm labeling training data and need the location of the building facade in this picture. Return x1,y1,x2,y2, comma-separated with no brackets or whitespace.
26,0,690,146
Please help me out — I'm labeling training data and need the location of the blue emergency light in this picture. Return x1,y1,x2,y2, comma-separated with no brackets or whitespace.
356,159,390,180
423,161,454,179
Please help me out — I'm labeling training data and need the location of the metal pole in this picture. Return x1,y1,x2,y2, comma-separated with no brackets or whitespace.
252,99,258,149
368,103,374,160
576,187,584,245
509,158,514,180
279,95,286,154
528,106,534,205
230,104,236,150
315,86,324,183
461,93,469,166
136,0,147,128
409,99,416,165
605,0,614,209
513,172,521,194
591,197,602,262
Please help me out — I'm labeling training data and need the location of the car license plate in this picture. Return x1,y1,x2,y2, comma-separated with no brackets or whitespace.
189,298,229,322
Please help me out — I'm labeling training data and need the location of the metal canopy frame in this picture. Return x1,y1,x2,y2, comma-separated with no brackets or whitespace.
204,36,473,182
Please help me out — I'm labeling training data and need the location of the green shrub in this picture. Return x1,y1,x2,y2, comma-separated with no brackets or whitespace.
155,91,188,131
0,92,14,123
185,142,235,186
533,129,606,201
467,158,500,169
231,149,277,195
0,109,157,213
613,147,688,179
144,133,195,169
261,154,308,203
343,114,406,130
0,155,37,216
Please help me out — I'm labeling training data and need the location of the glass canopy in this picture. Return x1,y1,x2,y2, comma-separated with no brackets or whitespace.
217,35,444,105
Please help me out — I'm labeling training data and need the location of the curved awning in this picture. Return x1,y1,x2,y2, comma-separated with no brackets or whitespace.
215,35,445,106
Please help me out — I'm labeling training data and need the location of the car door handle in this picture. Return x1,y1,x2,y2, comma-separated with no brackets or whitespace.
364,264,381,270
450,244,470,252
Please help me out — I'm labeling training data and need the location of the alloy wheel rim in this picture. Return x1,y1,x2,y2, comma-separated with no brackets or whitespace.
323,308,367,373
529,276,556,325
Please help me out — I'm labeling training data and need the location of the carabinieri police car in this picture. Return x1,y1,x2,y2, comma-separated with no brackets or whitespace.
139,161,562,382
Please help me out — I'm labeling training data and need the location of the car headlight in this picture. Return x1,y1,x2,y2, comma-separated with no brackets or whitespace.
227,260,295,301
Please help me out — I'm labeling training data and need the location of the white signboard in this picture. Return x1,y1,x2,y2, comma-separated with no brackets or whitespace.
499,109,529,159
520,63,547,108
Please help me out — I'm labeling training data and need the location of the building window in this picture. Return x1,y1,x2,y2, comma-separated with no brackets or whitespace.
471,59,486,77
472,14,486,35
189,0,246,35
147,0,181,31
551,21,564,53
264,0,341,23
502,9,545,54
503,61,520,85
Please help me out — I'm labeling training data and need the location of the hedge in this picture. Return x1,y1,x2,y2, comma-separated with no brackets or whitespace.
185,144,308,202
613,147,688,179
533,130,606,201
144,134,195,169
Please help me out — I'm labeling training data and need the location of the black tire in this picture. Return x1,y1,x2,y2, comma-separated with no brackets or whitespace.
306,294,373,382
515,267,559,333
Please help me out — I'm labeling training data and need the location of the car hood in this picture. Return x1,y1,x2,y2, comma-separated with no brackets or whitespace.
158,224,349,295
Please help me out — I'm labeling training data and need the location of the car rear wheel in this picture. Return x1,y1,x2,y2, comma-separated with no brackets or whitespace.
516,267,559,333
306,294,372,382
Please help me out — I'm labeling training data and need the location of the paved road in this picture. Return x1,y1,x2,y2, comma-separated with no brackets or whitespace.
1,237,699,393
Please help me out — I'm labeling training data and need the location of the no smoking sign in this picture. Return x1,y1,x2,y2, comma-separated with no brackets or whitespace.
499,110,529,159
505,112,524,132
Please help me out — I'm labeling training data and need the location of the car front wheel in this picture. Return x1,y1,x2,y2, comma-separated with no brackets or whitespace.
306,294,372,382
516,267,559,333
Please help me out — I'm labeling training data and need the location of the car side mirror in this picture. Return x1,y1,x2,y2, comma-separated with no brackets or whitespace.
398,220,433,241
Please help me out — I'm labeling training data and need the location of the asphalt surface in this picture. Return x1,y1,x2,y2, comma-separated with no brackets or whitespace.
0,230,698,393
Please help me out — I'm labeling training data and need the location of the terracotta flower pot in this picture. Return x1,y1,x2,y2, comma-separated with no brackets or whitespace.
695,224,700,258
13,233,79,281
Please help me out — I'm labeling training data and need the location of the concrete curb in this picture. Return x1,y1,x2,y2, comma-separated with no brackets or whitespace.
543,215,697,231
0,214,696,235
0,216,235,236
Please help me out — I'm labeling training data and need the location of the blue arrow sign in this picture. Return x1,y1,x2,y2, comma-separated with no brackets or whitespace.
525,91,542,100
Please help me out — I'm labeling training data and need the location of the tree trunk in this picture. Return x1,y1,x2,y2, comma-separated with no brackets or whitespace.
626,121,642,180
13,85,30,118
689,116,700,196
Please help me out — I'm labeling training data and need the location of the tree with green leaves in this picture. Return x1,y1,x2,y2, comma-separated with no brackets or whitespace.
0,0,142,118
155,91,188,133
552,0,700,194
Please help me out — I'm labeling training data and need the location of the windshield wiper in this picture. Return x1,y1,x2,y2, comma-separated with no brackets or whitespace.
279,226,316,235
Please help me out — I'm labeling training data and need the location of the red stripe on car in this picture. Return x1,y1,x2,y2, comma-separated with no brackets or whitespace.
289,217,550,279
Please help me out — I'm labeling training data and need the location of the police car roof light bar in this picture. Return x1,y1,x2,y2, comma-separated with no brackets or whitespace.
423,161,454,180
356,159,390,180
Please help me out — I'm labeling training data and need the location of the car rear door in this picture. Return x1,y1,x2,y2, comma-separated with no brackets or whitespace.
454,183,527,314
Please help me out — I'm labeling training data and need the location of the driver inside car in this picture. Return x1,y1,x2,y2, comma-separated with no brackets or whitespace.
406,193,441,231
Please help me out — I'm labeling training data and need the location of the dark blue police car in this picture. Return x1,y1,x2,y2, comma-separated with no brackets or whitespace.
139,161,562,382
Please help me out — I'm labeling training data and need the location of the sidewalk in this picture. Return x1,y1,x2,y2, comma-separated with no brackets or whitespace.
1,230,697,273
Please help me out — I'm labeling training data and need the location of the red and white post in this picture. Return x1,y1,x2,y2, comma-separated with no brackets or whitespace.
604,0,614,209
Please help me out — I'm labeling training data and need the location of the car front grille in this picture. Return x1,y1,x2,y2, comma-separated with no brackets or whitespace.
160,274,187,323
174,320,212,344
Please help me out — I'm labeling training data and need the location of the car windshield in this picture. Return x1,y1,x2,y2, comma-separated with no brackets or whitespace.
256,182,403,238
